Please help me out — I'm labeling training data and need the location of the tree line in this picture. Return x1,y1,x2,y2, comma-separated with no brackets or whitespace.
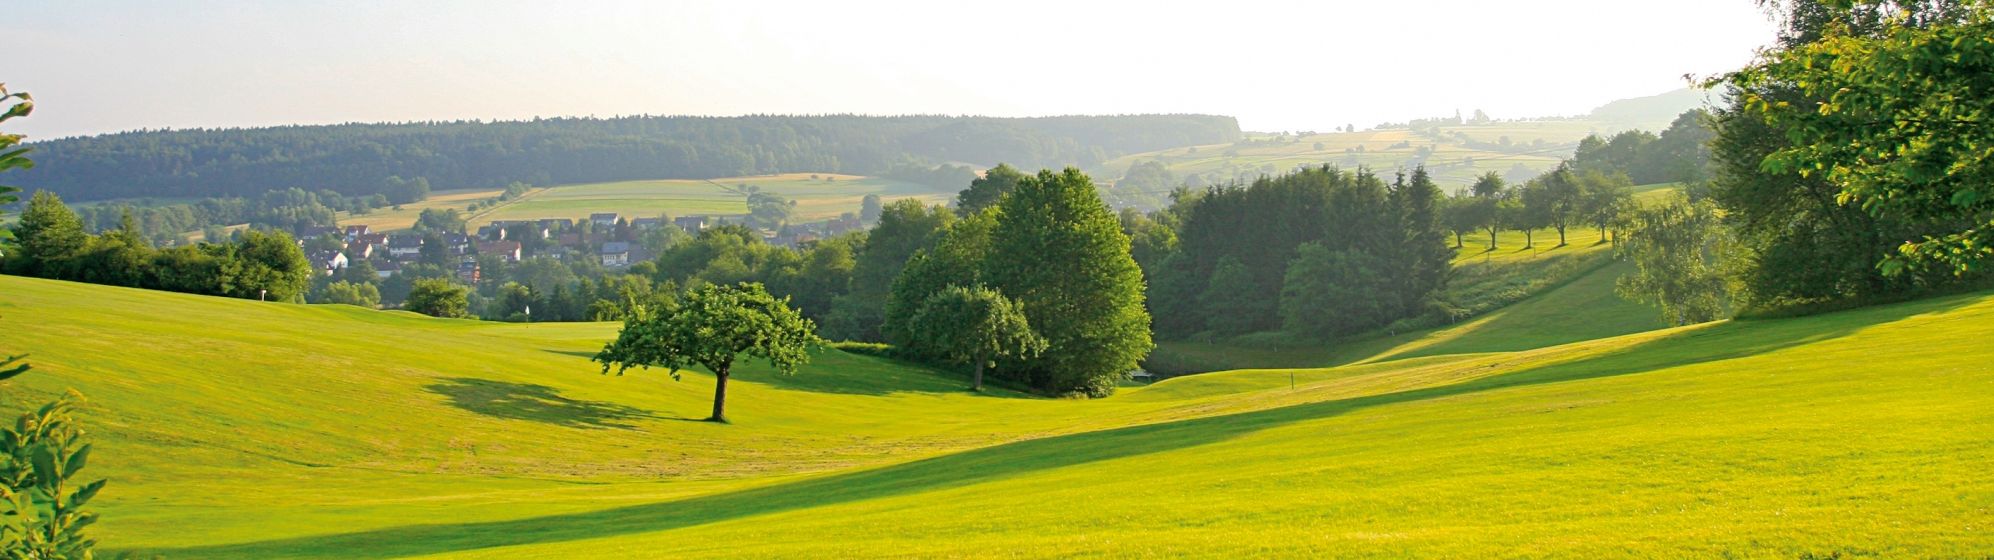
1143,166,1453,340
4,192,315,302
15,114,1240,203
69,178,430,246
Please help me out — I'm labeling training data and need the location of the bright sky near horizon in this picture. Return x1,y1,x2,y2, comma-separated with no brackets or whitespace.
4,1,1777,140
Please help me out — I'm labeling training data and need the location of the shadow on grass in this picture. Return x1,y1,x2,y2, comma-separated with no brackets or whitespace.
148,295,1978,560
545,349,599,360
424,378,669,429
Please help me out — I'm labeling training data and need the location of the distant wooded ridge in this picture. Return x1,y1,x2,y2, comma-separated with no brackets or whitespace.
15,114,1242,202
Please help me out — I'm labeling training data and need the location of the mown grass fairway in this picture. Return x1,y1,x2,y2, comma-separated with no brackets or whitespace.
3,273,1991,558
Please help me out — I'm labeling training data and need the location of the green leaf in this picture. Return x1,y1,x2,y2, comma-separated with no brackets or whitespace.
65,444,90,478
31,447,59,483
70,479,104,508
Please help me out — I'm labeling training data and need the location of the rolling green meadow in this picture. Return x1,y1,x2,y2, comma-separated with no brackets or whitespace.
4,251,1991,557
14,2,1994,557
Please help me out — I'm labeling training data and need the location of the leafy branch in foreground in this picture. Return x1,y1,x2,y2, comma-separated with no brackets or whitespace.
0,391,108,559
1716,6,1994,274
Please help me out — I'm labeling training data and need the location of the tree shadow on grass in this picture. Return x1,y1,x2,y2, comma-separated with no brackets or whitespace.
585,348,1041,400
424,378,670,429
149,294,1983,560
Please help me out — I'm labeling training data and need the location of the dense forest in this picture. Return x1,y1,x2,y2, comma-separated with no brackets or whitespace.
1147,167,1453,340
14,114,1240,202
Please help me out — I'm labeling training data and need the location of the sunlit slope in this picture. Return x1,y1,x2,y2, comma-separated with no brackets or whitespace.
0,276,1424,551
171,289,1992,559
1151,241,1656,373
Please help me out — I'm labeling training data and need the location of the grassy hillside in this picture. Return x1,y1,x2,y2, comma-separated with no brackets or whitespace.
3,275,1991,558
1149,226,1641,374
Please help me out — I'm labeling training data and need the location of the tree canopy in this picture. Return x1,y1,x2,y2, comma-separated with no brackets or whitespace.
982,168,1151,397
907,285,1046,392
593,283,818,422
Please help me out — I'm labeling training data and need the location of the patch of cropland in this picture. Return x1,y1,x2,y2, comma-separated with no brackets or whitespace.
482,174,949,224
3,275,1991,558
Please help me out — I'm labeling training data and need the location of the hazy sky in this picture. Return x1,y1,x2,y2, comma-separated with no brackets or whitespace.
4,1,1776,140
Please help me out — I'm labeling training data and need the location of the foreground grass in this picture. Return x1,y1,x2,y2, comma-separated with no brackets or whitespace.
4,275,1991,557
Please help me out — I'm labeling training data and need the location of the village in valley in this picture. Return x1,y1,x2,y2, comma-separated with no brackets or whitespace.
302,211,869,284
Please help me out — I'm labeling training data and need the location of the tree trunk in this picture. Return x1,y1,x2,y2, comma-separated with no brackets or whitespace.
710,363,731,422
1454,232,1463,248
1558,225,1567,246
1524,229,1534,249
972,351,987,392
1486,227,1499,250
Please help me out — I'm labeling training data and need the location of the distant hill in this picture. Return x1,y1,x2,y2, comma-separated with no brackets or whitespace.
13,114,1241,203
1583,88,1719,132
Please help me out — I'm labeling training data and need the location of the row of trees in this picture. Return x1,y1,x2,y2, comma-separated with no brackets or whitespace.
1442,167,1635,250
5,192,313,301
17,115,1240,202
67,179,430,246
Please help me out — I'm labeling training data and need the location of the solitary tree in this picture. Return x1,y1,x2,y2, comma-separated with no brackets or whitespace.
1578,169,1635,244
1468,172,1507,250
1537,165,1584,246
1512,183,1557,249
908,285,1046,391
594,283,818,422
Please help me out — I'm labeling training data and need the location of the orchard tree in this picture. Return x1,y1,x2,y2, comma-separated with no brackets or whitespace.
1536,165,1584,245
1512,183,1556,249
594,283,818,422
1468,172,1507,250
1578,169,1635,244
908,285,1046,391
